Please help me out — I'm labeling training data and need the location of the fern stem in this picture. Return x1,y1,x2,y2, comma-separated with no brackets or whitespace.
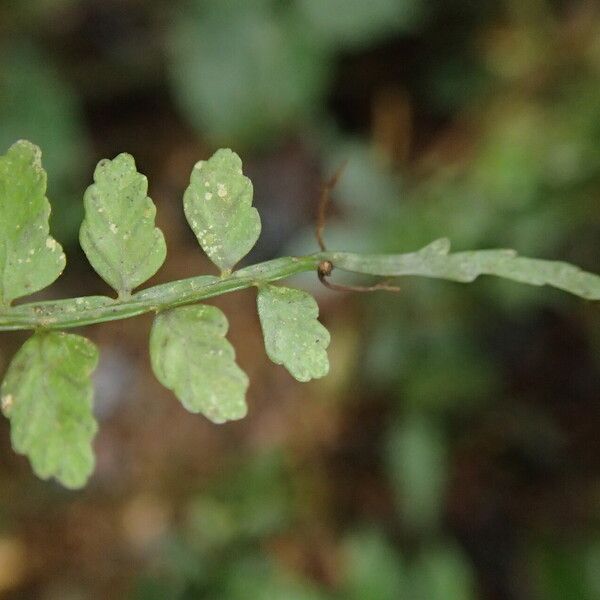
1,242,598,332
0,254,327,331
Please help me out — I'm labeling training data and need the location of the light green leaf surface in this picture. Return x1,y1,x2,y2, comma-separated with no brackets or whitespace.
413,543,476,600
297,0,423,48
150,305,248,424
169,0,330,145
80,154,166,297
386,414,447,531
332,238,600,300
184,148,261,273
0,140,65,306
341,529,408,599
0,43,89,244
257,285,330,382
1,331,99,489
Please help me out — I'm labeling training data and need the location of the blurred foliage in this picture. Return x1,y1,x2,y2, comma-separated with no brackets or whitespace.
169,0,332,147
169,0,424,146
530,540,600,600
296,0,424,49
132,452,476,600
0,42,89,243
386,413,447,531
339,529,409,600
0,0,599,598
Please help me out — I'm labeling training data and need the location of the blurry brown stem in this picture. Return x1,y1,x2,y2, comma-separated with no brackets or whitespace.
316,165,400,293
316,161,347,252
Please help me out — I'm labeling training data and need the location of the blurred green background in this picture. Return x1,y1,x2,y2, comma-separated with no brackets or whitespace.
1,0,599,598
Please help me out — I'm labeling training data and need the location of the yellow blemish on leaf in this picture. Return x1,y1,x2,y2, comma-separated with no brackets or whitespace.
1,394,14,412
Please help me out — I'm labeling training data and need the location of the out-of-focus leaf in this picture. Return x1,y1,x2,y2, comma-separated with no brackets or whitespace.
169,0,330,145
150,305,248,424
133,577,185,600
323,139,402,218
403,333,499,411
211,451,293,538
0,43,88,243
297,0,424,48
80,154,166,297
472,107,546,210
412,543,476,600
184,149,260,273
257,284,330,382
1,0,79,26
1,331,98,489
0,140,65,306
341,529,408,599
532,542,599,600
224,555,329,600
185,497,237,552
386,414,447,530
586,542,600,599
